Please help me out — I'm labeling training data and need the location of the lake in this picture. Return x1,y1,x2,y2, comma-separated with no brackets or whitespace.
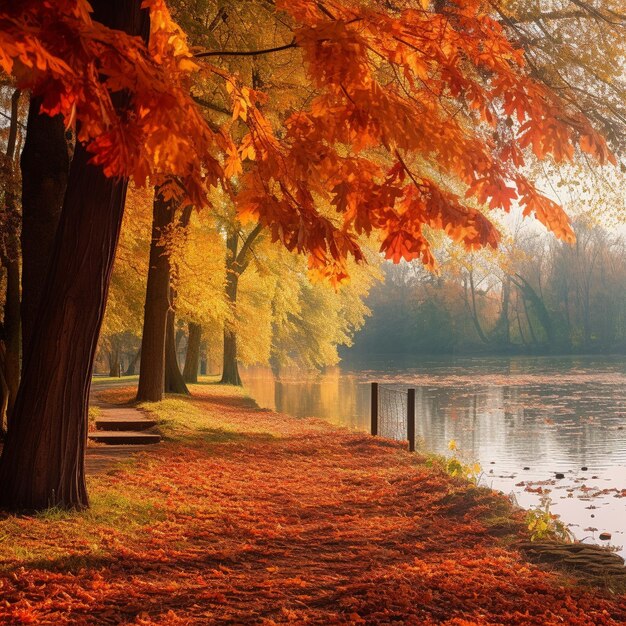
241,355,626,555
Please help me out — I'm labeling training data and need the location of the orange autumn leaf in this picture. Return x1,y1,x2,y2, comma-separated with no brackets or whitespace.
0,0,617,282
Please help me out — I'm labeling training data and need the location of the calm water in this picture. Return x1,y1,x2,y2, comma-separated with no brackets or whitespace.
241,356,626,555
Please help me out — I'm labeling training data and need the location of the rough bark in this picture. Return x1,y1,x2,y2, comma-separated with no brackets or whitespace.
220,229,242,385
20,96,70,363
0,344,9,437
183,322,201,383
0,0,148,511
221,326,242,386
0,140,129,509
136,190,172,402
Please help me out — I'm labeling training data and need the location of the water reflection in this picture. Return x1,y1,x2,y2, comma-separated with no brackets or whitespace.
241,356,626,555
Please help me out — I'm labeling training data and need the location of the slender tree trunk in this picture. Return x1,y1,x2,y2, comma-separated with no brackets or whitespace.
164,207,192,394
221,326,242,386
221,230,242,386
464,270,490,344
219,223,262,386
0,89,24,426
107,348,121,378
521,295,538,345
20,97,69,362
124,348,141,376
136,191,173,402
164,291,189,394
2,254,20,422
500,276,511,345
516,310,528,346
137,194,193,400
183,322,201,383
0,0,148,511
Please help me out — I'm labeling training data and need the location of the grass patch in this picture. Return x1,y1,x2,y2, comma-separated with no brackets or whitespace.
88,405,100,430
138,396,220,442
0,475,164,571
138,382,276,444
92,374,139,385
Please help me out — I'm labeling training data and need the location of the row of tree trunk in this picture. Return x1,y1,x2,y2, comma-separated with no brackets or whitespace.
0,0,252,511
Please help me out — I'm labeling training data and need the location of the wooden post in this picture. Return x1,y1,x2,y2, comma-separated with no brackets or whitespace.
407,388,416,452
370,382,378,436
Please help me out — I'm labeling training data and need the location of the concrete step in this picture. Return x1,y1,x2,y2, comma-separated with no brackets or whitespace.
95,418,157,431
88,431,161,445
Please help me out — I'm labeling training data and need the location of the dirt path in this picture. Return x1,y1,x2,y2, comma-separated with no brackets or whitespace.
86,384,160,474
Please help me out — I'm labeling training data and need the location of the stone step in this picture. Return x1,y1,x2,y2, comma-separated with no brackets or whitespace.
88,431,161,445
95,418,157,431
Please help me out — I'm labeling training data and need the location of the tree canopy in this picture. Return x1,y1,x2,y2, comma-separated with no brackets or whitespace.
1,0,615,281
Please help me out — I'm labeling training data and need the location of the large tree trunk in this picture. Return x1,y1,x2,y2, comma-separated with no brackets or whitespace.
20,97,69,361
0,140,129,510
183,321,201,383
136,191,174,402
164,292,189,394
0,345,10,437
0,0,148,511
107,347,121,378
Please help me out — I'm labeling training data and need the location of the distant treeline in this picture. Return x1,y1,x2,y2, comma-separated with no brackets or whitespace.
347,221,626,356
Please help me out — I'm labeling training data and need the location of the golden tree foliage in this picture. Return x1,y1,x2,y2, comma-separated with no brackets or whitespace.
235,241,379,370
497,0,626,152
102,184,153,339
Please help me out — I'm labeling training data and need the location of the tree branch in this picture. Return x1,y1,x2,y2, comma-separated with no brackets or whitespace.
195,39,296,59
236,223,264,269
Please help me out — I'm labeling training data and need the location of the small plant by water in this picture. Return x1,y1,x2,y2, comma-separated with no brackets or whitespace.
445,440,482,484
526,495,573,542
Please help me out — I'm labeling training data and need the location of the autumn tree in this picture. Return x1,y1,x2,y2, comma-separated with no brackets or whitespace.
496,0,626,154
174,212,228,383
0,0,615,510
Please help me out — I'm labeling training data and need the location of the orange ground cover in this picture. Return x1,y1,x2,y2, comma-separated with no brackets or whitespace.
0,385,625,625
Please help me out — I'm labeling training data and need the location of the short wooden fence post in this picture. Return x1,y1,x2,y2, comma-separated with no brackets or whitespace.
370,382,379,436
407,388,416,452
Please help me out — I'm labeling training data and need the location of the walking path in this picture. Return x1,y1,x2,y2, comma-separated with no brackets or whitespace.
87,381,161,474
